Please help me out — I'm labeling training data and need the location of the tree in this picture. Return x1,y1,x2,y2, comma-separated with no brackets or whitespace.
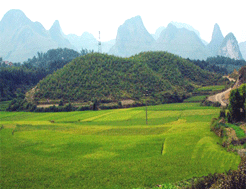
92,99,99,111
228,89,245,122
59,100,64,106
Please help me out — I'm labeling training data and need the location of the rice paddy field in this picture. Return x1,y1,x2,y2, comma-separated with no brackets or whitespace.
0,103,241,188
196,85,226,92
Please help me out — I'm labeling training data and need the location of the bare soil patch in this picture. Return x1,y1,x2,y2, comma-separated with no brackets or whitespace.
37,104,59,108
121,99,135,106
225,128,238,142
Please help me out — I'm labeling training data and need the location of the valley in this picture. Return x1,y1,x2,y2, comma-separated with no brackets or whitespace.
1,6,246,189
0,103,241,188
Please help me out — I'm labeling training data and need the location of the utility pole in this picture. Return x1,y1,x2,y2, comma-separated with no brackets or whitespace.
145,90,148,125
98,31,102,53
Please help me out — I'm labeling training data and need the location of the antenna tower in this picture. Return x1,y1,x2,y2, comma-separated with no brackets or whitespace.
98,31,102,53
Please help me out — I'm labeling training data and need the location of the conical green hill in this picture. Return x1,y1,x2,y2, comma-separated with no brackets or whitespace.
34,52,222,103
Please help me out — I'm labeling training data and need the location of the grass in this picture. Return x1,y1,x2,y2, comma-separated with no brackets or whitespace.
183,95,207,102
0,103,241,189
0,100,11,111
197,85,225,92
225,123,246,139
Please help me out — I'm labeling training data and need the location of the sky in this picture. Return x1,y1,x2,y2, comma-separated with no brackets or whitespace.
0,0,245,43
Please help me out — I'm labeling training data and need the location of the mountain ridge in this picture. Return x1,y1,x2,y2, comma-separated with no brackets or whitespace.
0,9,73,62
108,15,155,57
155,23,208,60
218,33,243,60
1,9,244,62
207,23,224,56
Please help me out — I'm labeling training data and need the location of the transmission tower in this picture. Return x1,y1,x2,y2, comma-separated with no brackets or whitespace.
98,31,102,53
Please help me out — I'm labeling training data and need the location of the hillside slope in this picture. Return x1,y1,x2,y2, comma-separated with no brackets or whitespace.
33,52,223,103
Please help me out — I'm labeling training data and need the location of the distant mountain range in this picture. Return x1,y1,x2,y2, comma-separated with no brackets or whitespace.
0,9,114,62
109,16,244,60
0,10,74,62
154,23,209,60
207,23,224,56
108,16,155,57
0,9,245,62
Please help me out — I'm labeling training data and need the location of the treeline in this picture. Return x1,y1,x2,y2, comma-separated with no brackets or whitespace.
33,52,224,104
0,66,47,101
0,48,92,101
191,59,228,75
190,56,246,75
6,98,142,112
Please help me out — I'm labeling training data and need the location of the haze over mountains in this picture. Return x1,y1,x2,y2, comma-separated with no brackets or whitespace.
207,23,224,56
0,9,114,62
109,16,155,57
0,9,245,62
154,23,209,60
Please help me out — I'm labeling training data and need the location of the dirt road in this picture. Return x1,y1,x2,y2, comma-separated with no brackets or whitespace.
223,76,236,82
208,76,236,106
207,88,232,106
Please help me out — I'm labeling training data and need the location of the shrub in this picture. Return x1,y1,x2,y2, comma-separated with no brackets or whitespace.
219,108,226,118
77,105,90,111
59,100,64,106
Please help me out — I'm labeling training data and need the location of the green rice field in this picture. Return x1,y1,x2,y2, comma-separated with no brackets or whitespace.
0,103,241,188
197,85,225,92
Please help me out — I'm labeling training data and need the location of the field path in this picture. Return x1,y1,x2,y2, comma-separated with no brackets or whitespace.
208,76,237,106
208,88,232,106
223,76,236,82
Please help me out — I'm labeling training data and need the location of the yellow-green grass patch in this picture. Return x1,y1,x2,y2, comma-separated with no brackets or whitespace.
0,103,240,189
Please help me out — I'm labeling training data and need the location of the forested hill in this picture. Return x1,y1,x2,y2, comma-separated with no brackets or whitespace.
0,48,92,101
33,51,223,103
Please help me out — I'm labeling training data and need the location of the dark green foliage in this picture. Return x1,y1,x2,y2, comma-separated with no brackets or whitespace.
59,100,64,106
7,99,37,112
239,66,246,84
77,105,90,111
228,88,245,123
210,118,224,133
200,99,221,107
6,99,82,112
118,101,122,108
219,107,226,118
191,58,228,75
0,101,11,111
0,48,91,101
0,66,46,101
34,52,223,104
23,48,81,73
206,56,246,73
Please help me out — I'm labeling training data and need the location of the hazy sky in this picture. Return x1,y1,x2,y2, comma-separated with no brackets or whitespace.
0,0,245,43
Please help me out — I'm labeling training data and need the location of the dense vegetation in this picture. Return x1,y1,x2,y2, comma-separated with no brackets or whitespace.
189,56,246,75
0,103,240,188
33,52,223,104
228,84,246,123
0,66,47,101
206,56,246,73
191,59,228,75
0,48,92,101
